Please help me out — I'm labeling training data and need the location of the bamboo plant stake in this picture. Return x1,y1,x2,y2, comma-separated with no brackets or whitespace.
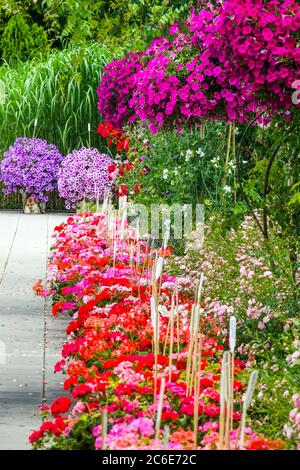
151,254,158,302
225,316,237,447
232,124,237,204
101,409,108,450
138,236,149,299
142,237,150,294
193,333,203,449
187,304,201,395
185,304,196,396
33,118,38,138
175,278,180,354
186,273,203,396
163,313,171,357
129,242,135,295
140,235,149,279
222,124,233,188
151,255,162,405
240,371,258,450
151,295,159,406
96,187,100,214
200,121,205,140
196,272,204,306
219,354,226,450
88,122,91,148
155,378,166,444
168,295,175,381
112,220,117,276
162,425,170,449
146,240,155,296
156,255,164,297
190,305,200,391
229,315,237,430
101,193,107,217
219,351,231,450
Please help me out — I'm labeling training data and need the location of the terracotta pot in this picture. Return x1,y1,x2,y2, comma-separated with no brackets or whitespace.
22,194,46,214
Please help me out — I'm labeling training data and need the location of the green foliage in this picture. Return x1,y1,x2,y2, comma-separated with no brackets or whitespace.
0,42,116,155
0,43,118,208
120,123,234,208
1,13,49,64
42,0,193,49
237,110,300,277
0,0,193,53
251,361,299,446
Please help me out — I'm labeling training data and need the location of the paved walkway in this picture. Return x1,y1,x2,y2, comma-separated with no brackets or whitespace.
0,212,67,450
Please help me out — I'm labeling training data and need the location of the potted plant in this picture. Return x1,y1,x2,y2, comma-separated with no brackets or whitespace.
57,147,115,212
0,137,62,213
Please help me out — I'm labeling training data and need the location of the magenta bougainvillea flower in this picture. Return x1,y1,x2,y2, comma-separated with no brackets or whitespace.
0,137,62,202
97,0,300,132
57,147,114,209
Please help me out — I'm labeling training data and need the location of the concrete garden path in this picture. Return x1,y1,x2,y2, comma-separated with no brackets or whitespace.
0,212,67,450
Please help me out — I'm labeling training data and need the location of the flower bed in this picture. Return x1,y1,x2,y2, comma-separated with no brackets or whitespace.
30,213,285,450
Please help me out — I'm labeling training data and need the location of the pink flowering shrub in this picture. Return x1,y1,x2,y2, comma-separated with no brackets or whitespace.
167,212,299,441
168,214,298,352
97,0,300,132
284,394,300,449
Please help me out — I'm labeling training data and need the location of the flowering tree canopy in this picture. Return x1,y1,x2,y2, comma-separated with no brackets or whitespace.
0,137,62,202
97,0,300,133
57,147,114,209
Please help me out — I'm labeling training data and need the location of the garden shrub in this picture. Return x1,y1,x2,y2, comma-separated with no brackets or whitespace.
1,13,49,65
116,123,233,208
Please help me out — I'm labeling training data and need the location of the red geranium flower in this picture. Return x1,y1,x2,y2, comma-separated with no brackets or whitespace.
71,384,92,398
108,164,116,173
29,430,43,444
51,397,72,416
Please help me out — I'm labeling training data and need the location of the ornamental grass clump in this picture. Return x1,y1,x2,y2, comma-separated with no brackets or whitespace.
57,147,114,209
0,137,62,203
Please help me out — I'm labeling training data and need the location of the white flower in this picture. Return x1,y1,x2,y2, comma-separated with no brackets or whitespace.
162,169,169,180
196,148,205,158
223,185,232,193
211,156,220,168
185,149,193,161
